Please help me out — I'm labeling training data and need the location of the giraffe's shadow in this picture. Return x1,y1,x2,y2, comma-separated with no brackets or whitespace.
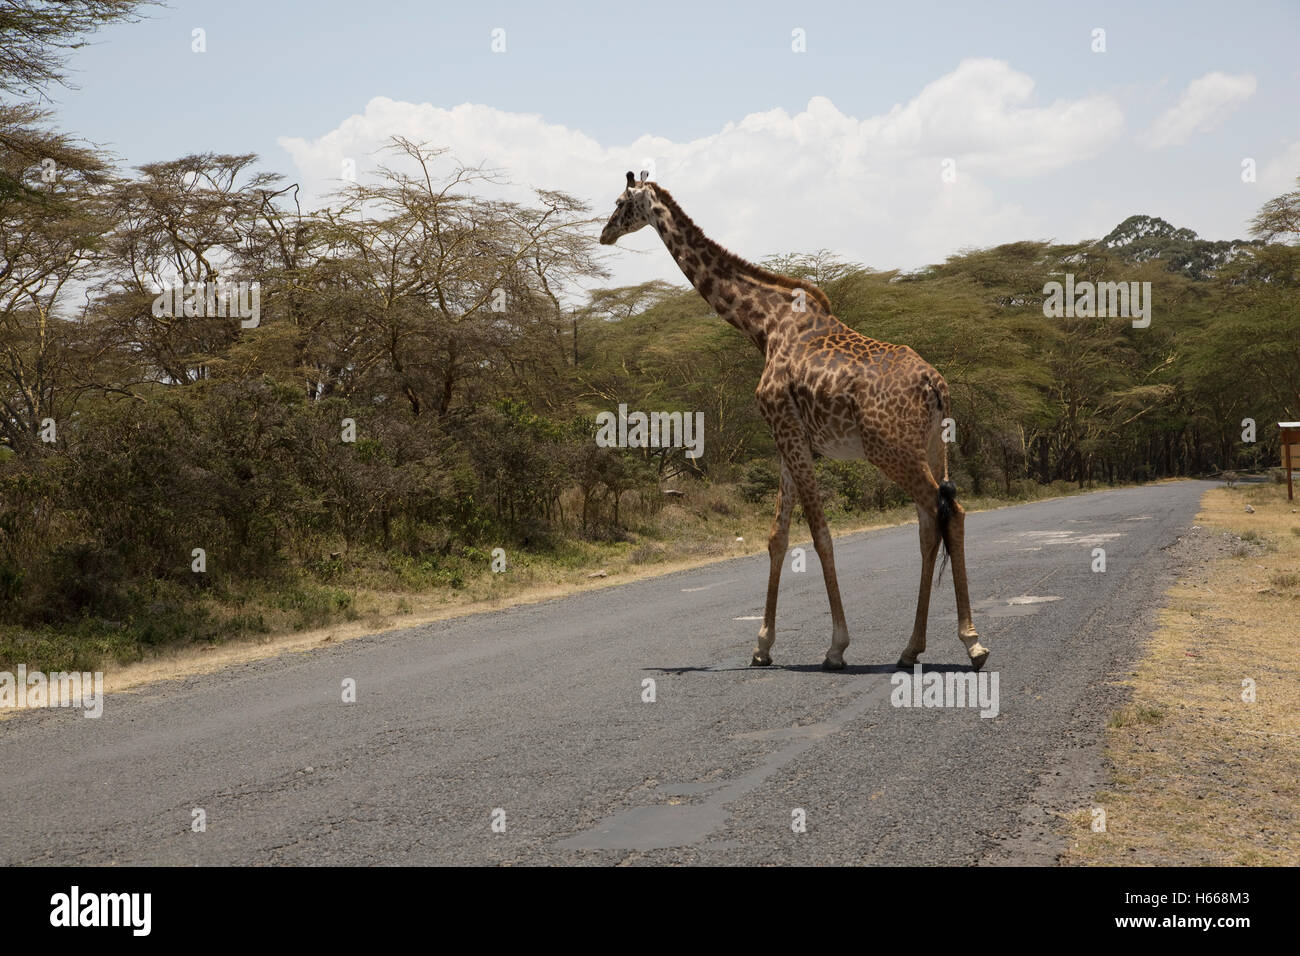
645,661,977,676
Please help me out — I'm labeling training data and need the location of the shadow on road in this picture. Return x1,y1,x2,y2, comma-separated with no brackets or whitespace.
644,661,980,675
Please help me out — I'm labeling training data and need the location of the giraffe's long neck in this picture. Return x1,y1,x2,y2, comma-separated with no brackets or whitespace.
646,186,775,353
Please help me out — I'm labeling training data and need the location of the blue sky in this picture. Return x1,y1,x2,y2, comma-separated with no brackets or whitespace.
47,0,1300,284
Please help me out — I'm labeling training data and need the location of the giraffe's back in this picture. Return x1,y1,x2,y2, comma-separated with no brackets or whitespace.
770,318,947,466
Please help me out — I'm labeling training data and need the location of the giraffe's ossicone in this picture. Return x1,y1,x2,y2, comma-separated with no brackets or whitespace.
601,172,990,671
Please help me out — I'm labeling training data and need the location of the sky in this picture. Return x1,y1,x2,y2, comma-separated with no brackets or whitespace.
46,0,1300,291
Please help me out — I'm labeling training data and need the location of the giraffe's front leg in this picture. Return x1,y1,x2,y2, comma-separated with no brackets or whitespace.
757,385,851,670
810,510,852,671
753,463,794,666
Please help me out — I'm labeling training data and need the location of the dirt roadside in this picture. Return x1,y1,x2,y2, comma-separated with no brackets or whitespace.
1059,482,1300,865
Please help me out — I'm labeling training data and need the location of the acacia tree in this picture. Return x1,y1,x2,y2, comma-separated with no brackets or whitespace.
310,138,602,418
0,1,151,200
93,153,279,386
0,124,110,453
1249,174,1300,244
0,1,156,451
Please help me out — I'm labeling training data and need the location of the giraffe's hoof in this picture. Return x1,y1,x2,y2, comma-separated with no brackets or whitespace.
750,654,772,667
896,657,917,670
969,647,990,671
822,657,846,671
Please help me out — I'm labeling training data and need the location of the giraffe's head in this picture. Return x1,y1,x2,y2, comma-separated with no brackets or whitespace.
599,170,654,245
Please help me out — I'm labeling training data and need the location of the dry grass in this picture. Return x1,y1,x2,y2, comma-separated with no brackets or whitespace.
1064,482,1300,865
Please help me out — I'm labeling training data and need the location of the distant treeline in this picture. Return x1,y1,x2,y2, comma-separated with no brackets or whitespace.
580,209,1298,493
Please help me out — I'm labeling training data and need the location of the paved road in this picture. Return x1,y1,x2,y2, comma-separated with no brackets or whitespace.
0,482,1211,865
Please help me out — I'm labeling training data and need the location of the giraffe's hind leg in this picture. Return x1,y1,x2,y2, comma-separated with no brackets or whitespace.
939,495,990,670
898,502,942,668
860,409,990,671
924,430,990,669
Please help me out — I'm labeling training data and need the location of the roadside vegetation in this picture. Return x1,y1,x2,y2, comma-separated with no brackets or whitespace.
1065,480,1300,865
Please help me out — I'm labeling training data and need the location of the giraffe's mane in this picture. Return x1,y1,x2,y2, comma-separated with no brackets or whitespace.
648,183,834,313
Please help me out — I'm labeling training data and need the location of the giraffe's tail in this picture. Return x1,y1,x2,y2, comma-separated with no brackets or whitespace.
935,479,957,584
930,376,956,583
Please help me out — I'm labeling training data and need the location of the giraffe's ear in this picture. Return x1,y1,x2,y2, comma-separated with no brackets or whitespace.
625,171,635,187
638,170,649,183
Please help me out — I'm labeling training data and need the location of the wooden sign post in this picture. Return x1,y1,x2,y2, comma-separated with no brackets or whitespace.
1281,422,1300,501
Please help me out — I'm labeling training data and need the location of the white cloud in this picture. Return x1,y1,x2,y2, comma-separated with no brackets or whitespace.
278,58,1123,283
1260,139,1300,193
1143,72,1257,149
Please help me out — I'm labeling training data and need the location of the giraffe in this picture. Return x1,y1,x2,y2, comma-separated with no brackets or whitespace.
599,171,990,671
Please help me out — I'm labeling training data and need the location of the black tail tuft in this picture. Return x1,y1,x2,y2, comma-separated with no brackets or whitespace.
935,480,957,583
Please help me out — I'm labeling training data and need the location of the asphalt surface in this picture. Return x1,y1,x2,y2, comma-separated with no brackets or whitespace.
0,481,1212,865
